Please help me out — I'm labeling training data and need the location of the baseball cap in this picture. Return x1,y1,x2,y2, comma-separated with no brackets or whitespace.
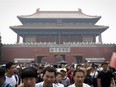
60,68,67,72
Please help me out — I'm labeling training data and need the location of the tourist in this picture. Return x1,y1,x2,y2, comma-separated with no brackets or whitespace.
97,62,115,87
18,67,37,87
36,66,44,83
60,68,70,87
5,62,19,87
54,72,64,87
36,66,57,87
68,68,90,87
0,67,12,87
84,66,93,87
90,65,99,87
67,65,75,84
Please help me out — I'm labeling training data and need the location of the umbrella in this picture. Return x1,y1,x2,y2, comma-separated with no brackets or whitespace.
57,61,68,64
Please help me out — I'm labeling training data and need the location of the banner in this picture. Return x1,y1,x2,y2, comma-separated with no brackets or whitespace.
110,52,116,68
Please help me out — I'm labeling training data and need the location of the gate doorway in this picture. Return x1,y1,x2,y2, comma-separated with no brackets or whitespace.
54,55,65,63
74,56,83,63
37,56,47,64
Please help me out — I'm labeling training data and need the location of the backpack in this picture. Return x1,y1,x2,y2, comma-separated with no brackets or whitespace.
6,84,11,87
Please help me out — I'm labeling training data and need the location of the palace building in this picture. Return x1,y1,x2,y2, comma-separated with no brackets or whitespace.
1,8,116,64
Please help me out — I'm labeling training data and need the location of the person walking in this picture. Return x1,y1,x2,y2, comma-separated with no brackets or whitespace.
68,68,90,87
18,67,37,87
36,66,57,87
84,66,93,87
97,62,115,87
0,67,12,87
5,62,19,87
54,72,64,87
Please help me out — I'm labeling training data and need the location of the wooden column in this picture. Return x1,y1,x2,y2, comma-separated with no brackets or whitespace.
17,35,20,43
93,34,96,42
23,35,25,43
98,34,102,43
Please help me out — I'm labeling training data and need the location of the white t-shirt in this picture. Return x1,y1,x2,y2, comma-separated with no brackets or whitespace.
55,83,64,87
5,75,19,87
68,83,91,87
90,71,98,78
36,81,58,87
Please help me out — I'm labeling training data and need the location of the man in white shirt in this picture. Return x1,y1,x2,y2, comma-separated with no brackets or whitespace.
5,62,19,87
36,66,58,87
68,68,90,87
0,67,12,87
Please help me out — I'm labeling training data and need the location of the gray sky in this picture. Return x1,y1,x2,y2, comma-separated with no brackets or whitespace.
0,0,116,44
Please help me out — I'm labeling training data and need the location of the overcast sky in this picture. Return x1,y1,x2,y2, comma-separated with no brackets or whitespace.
0,0,116,44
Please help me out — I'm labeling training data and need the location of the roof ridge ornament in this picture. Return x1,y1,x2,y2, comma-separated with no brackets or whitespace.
78,8,82,13
36,8,40,13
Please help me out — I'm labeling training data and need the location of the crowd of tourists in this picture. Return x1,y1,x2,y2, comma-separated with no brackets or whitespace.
0,61,116,87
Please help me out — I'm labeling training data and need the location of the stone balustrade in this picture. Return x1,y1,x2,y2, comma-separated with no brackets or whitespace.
3,42,116,47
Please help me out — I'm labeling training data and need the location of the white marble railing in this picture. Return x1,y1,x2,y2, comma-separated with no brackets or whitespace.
3,42,116,47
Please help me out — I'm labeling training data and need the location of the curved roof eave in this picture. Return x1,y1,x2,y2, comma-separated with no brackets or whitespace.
10,25,109,30
17,16,101,25
17,16,101,19
17,9,101,19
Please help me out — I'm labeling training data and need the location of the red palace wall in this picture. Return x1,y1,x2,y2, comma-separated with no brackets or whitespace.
1,45,115,64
